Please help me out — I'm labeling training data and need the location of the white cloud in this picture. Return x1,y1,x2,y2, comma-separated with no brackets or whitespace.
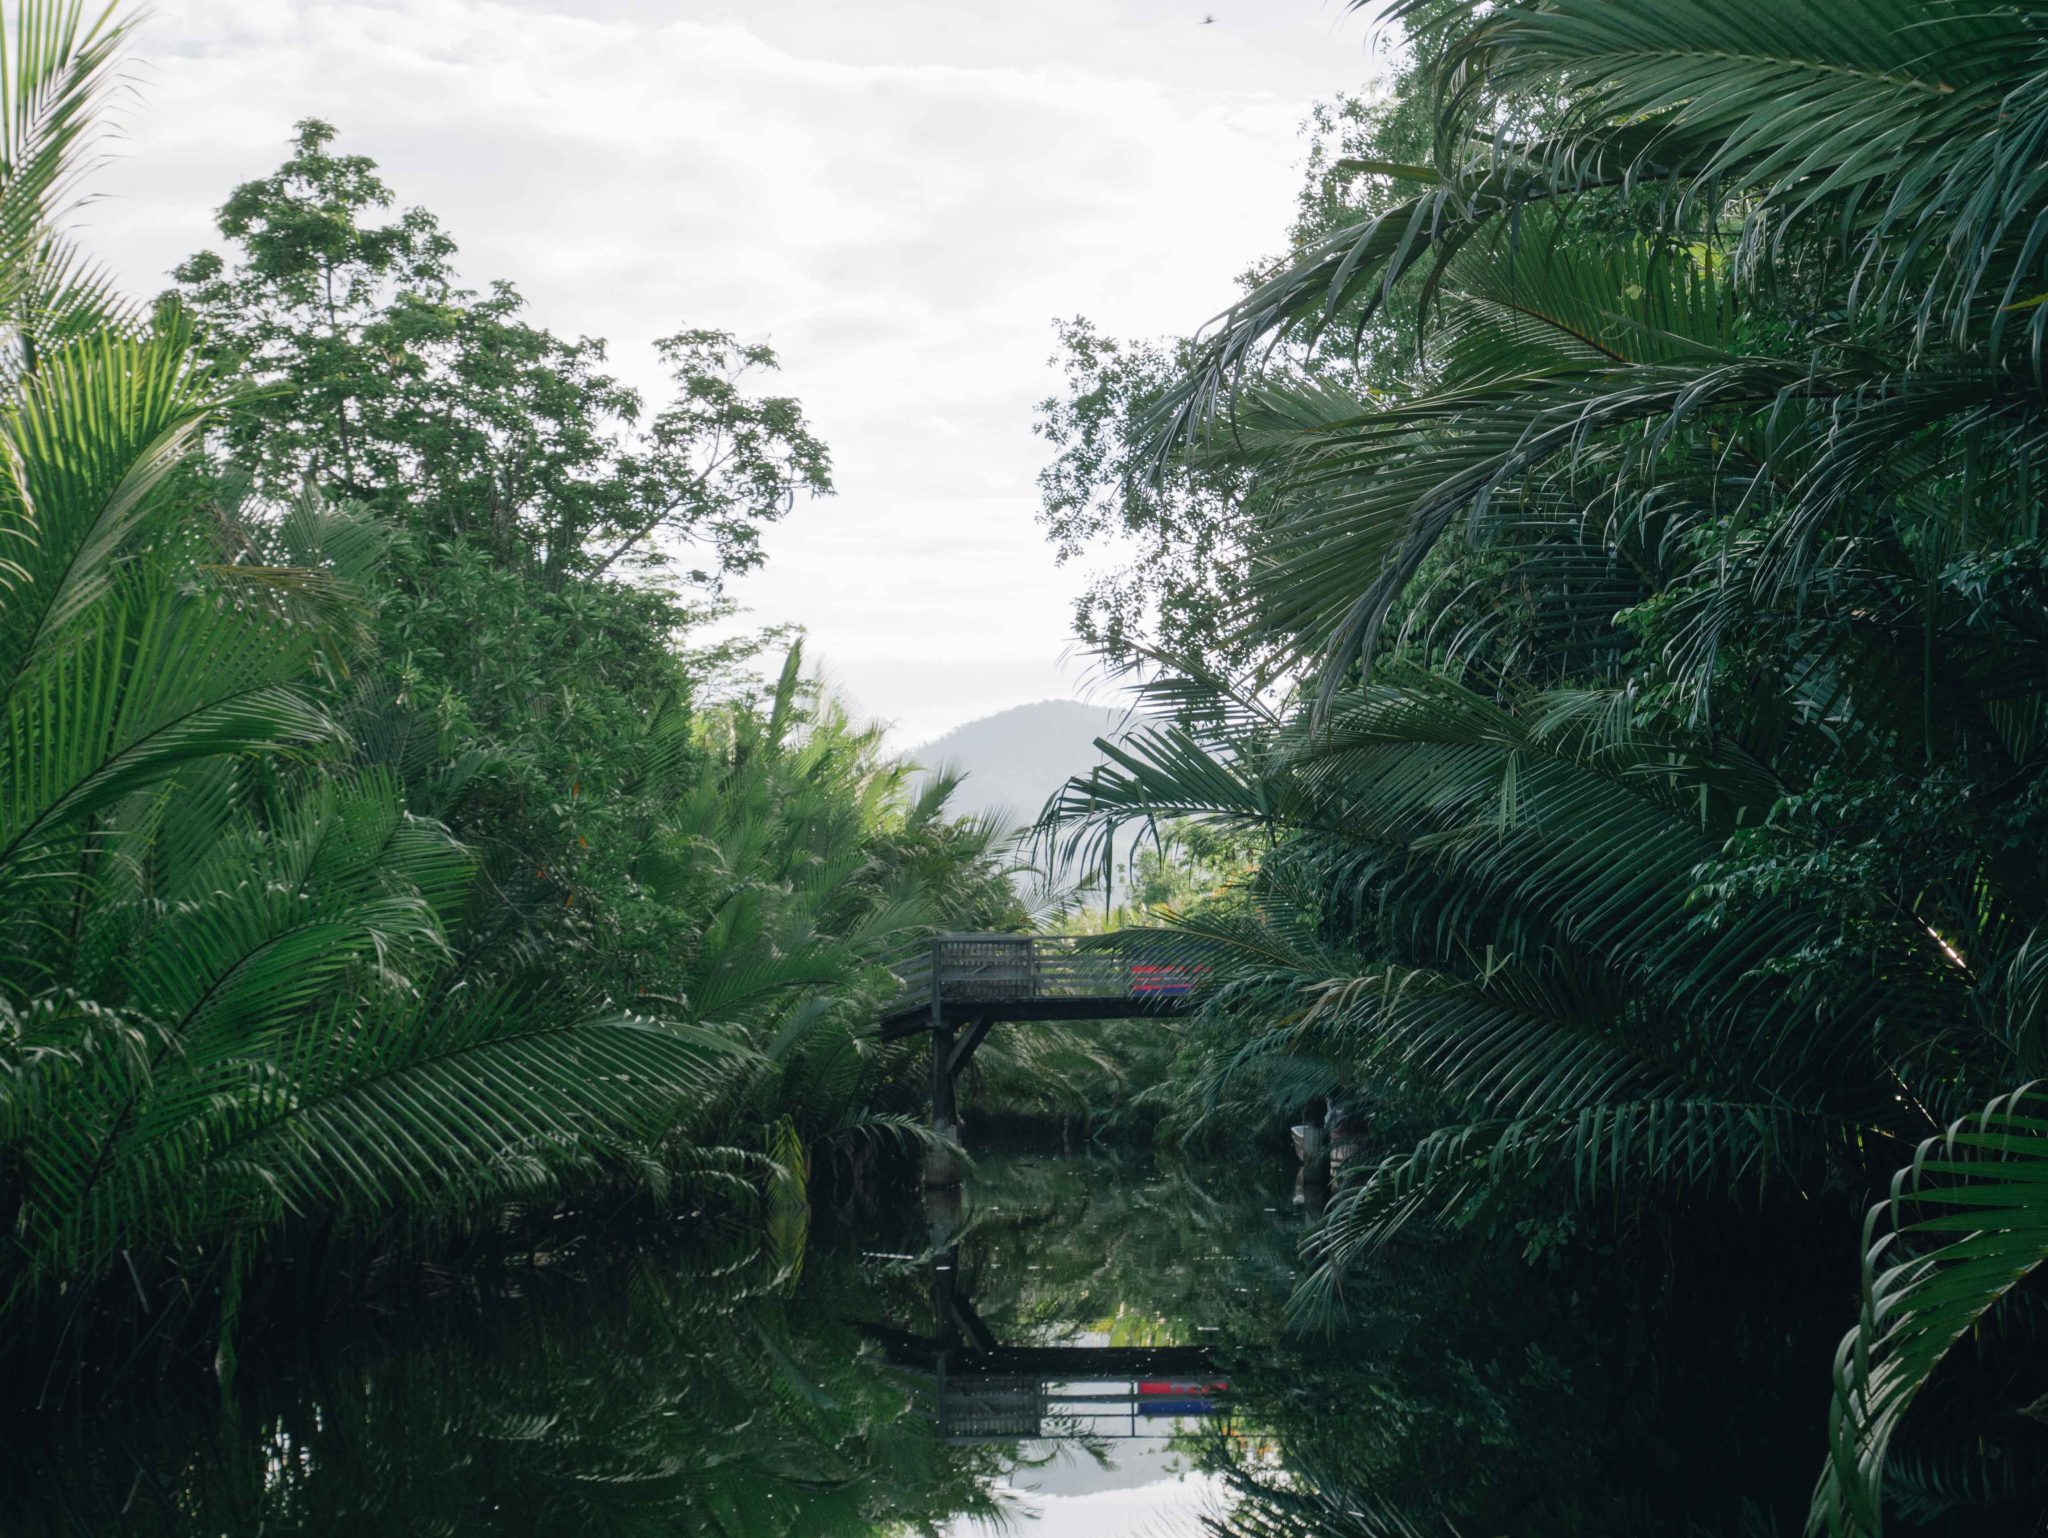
88,0,1384,745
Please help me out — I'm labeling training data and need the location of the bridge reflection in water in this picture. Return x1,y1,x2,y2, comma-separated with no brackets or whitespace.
860,1224,1229,1444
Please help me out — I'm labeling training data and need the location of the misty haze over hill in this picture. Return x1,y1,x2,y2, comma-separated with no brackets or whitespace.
907,699,1131,835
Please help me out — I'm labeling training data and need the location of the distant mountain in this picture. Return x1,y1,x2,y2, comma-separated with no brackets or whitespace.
907,699,1129,833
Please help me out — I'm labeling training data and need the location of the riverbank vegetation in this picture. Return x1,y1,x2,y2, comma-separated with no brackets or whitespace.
1038,1,2048,1530
0,0,1020,1398
11,0,2048,1532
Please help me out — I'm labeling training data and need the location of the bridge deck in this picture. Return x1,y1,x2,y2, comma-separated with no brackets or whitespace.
876,933,1199,1037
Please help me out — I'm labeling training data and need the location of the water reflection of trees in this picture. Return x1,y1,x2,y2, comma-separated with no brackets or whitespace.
939,1149,1305,1349
941,1152,1923,1536
16,1150,2025,1537
8,1228,1008,1538
1192,1200,2043,1538
7,1152,1302,1538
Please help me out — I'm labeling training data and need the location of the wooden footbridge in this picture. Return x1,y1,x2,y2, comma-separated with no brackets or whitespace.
877,934,1202,1184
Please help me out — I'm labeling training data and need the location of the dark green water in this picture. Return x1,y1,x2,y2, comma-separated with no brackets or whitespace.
4,1147,1851,1536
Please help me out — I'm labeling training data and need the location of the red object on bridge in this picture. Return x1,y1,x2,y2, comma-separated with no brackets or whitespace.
1130,964,1205,996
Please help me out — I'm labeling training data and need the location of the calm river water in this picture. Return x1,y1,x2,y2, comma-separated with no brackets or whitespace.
7,1143,1842,1536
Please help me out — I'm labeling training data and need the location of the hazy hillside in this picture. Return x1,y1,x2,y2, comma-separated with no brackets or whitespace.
907,699,1128,833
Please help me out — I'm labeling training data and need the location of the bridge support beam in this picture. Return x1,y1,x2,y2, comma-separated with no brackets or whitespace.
946,1012,997,1079
925,1008,997,1188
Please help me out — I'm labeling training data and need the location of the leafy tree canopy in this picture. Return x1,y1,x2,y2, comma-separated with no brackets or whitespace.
173,119,832,590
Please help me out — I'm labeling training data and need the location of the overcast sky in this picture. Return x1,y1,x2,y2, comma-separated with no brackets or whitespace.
89,0,1383,746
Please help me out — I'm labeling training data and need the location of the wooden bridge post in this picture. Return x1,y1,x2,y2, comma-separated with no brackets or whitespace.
925,939,962,1186
926,1024,961,1186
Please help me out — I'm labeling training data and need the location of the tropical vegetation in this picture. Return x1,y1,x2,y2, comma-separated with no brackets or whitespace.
0,0,1019,1398
1036,0,2048,1530
13,0,2048,1532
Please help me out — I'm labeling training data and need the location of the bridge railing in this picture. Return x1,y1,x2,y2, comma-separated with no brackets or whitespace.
879,933,1202,1019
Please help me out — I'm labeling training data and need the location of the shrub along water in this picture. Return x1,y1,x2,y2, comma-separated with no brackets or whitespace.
0,0,1021,1397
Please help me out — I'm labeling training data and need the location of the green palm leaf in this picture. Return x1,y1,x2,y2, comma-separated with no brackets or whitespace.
204,1000,750,1227
0,323,223,677
0,579,334,902
1814,1082,2048,1535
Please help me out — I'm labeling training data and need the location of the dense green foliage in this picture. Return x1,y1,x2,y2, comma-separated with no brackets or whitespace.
18,0,2048,1531
0,0,1018,1395
171,117,831,592
1039,1,2048,1530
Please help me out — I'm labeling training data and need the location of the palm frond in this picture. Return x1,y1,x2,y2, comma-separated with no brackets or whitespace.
1815,1081,2048,1535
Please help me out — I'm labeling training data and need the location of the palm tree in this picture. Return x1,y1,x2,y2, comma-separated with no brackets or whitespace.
1045,2,2048,1529
0,2,917,1378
